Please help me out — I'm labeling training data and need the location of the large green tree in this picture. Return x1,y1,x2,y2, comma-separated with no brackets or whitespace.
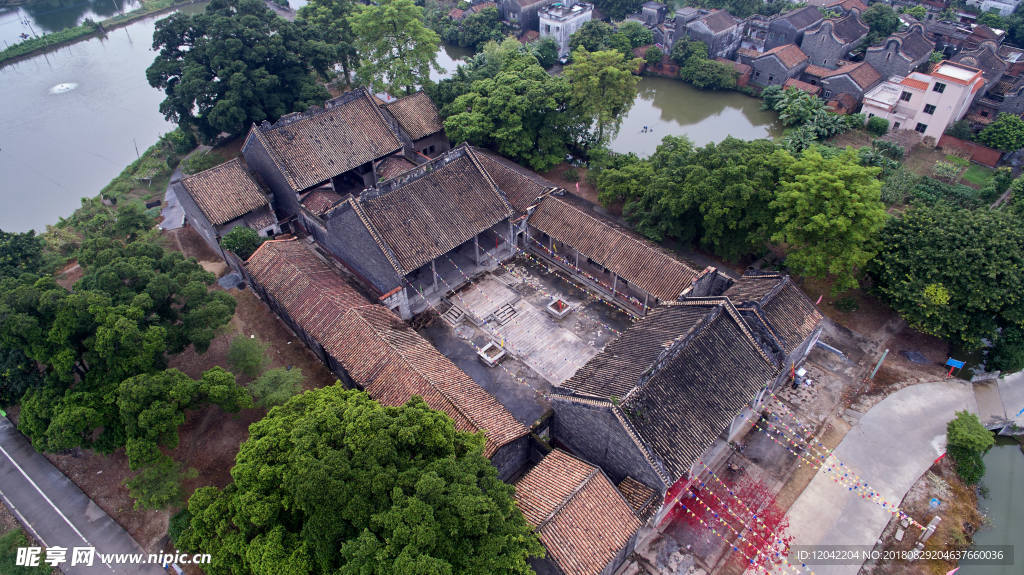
976,113,1024,152
176,386,544,575
771,148,888,292
618,20,653,48
349,0,440,97
862,3,900,42
147,0,330,141
946,411,994,484
443,39,577,170
871,204,1024,366
297,0,359,82
564,48,642,146
0,229,45,279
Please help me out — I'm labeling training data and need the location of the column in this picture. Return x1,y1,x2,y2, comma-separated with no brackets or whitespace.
611,273,617,297
575,250,579,270
642,292,649,315
431,260,438,294
474,234,481,266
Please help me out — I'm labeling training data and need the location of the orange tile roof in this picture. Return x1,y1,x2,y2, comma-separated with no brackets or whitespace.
759,44,808,68
900,77,929,91
179,158,269,225
528,196,698,300
381,91,444,141
784,78,822,94
301,189,343,217
245,239,527,457
515,450,641,575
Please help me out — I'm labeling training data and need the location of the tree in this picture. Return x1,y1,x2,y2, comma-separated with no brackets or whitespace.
862,3,900,42
945,119,973,140
147,0,330,142
0,229,44,279
618,20,653,48
946,411,994,484
532,37,559,69
771,148,888,292
976,113,1024,151
680,56,738,90
250,367,305,408
645,45,663,68
297,0,359,82
0,529,53,574
866,116,889,136
592,0,642,21
902,5,927,19
0,346,43,407
592,151,654,206
568,20,615,53
221,226,264,259
349,0,440,97
443,39,578,171
871,205,1024,356
227,334,270,379
175,387,544,575
564,48,642,146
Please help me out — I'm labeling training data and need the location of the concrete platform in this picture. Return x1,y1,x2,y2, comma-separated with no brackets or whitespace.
492,300,601,386
452,276,520,325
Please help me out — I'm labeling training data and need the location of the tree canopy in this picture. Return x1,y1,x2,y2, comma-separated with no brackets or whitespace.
147,0,330,142
618,20,653,48
862,3,900,43
871,204,1024,367
175,386,544,575
221,226,264,260
0,229,45,279
771,148,887,292
976,113,1024,152
349,0,440,97
946,411,994,484
297,0,360,81
564,48,642,146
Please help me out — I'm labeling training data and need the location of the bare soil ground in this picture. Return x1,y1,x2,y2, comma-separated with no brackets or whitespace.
35,226,340,554
541,163,602,207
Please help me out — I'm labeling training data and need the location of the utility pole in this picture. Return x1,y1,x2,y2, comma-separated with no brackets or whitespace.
133,138,140,161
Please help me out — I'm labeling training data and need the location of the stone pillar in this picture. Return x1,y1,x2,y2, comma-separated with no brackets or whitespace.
474,234,481,266
575,251,579,269
612,273,618,297
431,260,438,294
643,292,649,314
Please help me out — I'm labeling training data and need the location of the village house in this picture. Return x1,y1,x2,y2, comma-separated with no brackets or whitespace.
861,60,986,140
864,23,934,80
514,449,644,575
381,91,450,158
966,0,1022,15
549,298,785,495
748,43,810,87
241,88,404,221
640,0,667,26
765,5,823,51
926,20,974,56
524,194,713,317
173,158,280,259
684,9,743,60
501,0,550,30
806,0,867,16
538,0,594,59
801,60,882,102
799,11,868,68
300,144,556,319
244,239,532,479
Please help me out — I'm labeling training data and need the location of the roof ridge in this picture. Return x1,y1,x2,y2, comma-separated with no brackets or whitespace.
537,466,600,530
612,406,671,485
348,305,487,436
465,145,515,215
251,121,300,192
245,237,299,263
680,298,776,366
348,196,406,275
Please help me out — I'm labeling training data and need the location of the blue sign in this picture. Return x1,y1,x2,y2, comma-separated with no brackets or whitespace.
945,358,966,369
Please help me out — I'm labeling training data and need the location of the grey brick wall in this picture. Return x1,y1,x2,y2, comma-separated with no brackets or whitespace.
242,134,301,219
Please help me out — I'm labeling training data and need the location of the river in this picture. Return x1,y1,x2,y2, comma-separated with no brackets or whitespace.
0,0,141,46
609,76,782,157
960,440,1023,575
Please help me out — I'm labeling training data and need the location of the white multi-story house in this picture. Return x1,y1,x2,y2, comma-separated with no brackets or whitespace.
966,0,1021,16
861,61,985,141
538,0,593,59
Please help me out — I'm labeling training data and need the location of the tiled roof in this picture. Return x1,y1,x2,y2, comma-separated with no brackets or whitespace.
619,300,779,480
470,146,557,213
617,477,659,521
784,78,822,94
901,77,929,91
244,206,277,231
382,91,444,141
528,196,698,300
245,239,527,457
249,89,402,193
301,189,344,217
179,158,269,225
559,300,779,481
954,43,1007,82
353,148,513,275
826,61,881,89
514,450,641,575
803,64,831,78
828,13,868,44
699,10,738,34
376,155,418,181
778,6,822,30
725,272,823,356
759,44,808,69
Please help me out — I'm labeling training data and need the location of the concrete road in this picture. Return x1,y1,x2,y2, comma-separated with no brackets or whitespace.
0,417,166,575
784,381,978,575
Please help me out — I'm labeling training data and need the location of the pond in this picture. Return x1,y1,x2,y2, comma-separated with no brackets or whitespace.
0,0,141,46
609,76,782,157
0,13,174,233
959,440,1023,575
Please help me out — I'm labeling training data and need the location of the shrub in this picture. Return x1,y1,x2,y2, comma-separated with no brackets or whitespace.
227,335,270,379
221,226,264,260
932,160,963,182
644,46,663,68
946,411,994,484
250,367,304,408
563,167,579,182
866,116,889,136
181,152,224,175
872,139,904,160
834,297,859,312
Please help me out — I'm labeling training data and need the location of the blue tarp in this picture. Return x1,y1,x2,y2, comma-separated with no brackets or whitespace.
945,358,966,369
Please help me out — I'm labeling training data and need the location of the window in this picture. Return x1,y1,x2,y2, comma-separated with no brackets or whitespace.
768,74,775,83
900,91,912,101
915,122,928,133
981,110,990,117
893,122,901,129
823,90,832,98
923,104,936,115
754,71,761,78
868,112,875,117
933,82,946,93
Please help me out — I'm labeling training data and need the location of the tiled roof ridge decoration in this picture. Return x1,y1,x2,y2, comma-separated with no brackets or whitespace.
179,157,270,226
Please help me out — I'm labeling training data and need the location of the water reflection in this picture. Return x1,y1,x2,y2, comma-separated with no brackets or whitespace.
609,76,781,157
431,43,472,82
0,0,140,45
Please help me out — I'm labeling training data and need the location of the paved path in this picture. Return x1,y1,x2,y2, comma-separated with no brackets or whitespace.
784,381,978,575
158,166,184,231
0,418,165,575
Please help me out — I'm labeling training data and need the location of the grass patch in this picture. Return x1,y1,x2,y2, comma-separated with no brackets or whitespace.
961,164,994,188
